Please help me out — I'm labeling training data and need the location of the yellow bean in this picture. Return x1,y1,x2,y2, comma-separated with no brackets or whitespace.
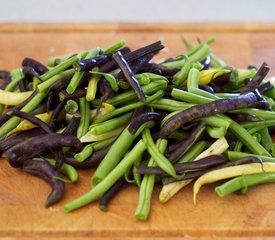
159,137,229,203
193,162,275,204
8,111,52,135
0,90,33,105
199,69,230,85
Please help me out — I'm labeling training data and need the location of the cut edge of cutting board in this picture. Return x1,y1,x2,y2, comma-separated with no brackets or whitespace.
0,21,275,33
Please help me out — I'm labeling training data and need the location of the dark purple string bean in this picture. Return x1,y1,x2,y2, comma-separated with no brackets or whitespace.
160,91,262,138
22,159,65,207
113,51,145,100
99,178,126,211
22,57,49,75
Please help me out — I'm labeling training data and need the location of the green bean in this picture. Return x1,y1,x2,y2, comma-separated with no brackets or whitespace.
238,68,257,83
76,97,90,138
169,130,188,140
189,87,220,100
227,151,275,163
215,172,275,197
142,128,178,178
10,69,25,89
91,121,150,187
215,93,239,98
241,120,275,129
187,68,200,91
105,79,168,106
65,100,78,114
40,53,83,82
259,127,273,152
93,90,163,124
135,139,166,221
103,40,125,54
148,98,193,112
64,140,146,212
171,88,213,104
178,141,207,163
271,144,275,157
47,54,72,67
66,71,84,94
162,43,210,69
231,108,275,120
89,112,132,136
227,117,271,157
80,126,123,142
74,143,94,162
37,69,75,93
172,55,190,86
188,43,211,63
74,136,116,162
135,72,168,85
66,49,100,94
89,71,119,92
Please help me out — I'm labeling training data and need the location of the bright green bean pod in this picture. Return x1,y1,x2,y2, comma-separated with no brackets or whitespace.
89,112,132,135
89,71,119,92
142,128,178,178
77,97,90,138
187,68,200,91
227,151,275,163
65,100,78,114
40,53,83,81
64,140,146,213
105,79,168,106
172,55,190,86
171,88,213,104
178,141,207,163
91,122,149,187
103,40,125,54
93,90,163,124
148,98,193,112
259,127,273,152
74,136,116,162
66,49,100,94
37,69,75,93
215,172,275,197
135,139,166,221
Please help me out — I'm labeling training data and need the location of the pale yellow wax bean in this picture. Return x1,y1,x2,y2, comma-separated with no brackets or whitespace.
193,162,275,204
8,111,53,135
0,90,33,105
159,137,229,203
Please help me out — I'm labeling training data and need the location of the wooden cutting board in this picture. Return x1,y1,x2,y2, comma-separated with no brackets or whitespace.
1,22,275,239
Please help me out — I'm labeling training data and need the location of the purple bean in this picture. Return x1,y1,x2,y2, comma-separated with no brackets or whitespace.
113,51,145,100
137,154,227,175
22,159,65,207
64,144,112,169
3,133,83,162
22,57,48,75
160,91,261,138
168,121,205,163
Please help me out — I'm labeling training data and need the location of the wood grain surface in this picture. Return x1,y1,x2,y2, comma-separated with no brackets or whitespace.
1,22,275,239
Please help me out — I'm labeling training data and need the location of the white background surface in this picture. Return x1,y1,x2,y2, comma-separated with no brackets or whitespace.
0,0,274,22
